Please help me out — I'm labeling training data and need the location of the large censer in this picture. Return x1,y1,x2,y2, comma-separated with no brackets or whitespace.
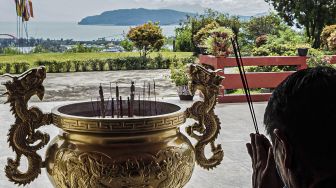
3,64,224,188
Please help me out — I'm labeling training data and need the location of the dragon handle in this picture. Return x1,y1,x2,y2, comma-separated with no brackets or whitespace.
2,66,52,185
185,64,224,170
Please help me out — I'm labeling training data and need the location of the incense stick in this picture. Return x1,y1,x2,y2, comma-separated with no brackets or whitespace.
154,79,157,115
138,93,141,116
99,84,105,118
116,83,119,118
91,97,96,117
148,82,151,115
111,98,114,118
120,96,123,118
127,97,131,117
236,38,259,133
96,97,100,118
231,38,259,134
105,97,110,117
143,81,145,116
130,81,135,117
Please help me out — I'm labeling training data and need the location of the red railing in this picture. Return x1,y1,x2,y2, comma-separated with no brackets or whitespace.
199,55,309,103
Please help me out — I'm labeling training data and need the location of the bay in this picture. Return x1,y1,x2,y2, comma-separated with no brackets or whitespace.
0,22,177,41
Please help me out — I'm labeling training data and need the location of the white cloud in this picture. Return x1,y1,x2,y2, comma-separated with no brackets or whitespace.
0,0,271,22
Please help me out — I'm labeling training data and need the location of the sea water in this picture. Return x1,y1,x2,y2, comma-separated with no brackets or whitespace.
0,22,177,41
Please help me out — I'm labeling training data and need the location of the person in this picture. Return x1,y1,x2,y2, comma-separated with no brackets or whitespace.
246,66,336,188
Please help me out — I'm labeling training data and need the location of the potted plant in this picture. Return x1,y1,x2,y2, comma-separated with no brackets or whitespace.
194,21,220,55
297,44,310,56
202,27,234,57
170,61,194,100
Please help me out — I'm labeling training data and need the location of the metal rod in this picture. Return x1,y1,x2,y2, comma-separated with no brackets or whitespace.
120,96,123,118
154,79,157,115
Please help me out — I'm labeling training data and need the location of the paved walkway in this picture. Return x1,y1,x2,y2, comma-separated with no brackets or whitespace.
0,70,176,103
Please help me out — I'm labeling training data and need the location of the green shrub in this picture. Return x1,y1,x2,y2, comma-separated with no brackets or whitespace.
0,63,5,74
3,47,20,55
90,59,99,71
327,31,336,51
170,60,189,86
81,61,90,72
13,63,21,74
194,21,220,48
5,63,11,73
203,27,234,56
54,62,63,73
321,25,336,49
256,35,268,47
73,61,81,72
64,61,72,72
252,46,271,56
306,48,331,67
106,59,114,71
98,60,106,71
22,63,30,72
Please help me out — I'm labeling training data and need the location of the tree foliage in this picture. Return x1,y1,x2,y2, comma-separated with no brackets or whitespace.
127,22,165,59
321,25,336,49
175,9,242,53
265,0,336,48
243,12,287,41
175,26,194,52
120,39,134,52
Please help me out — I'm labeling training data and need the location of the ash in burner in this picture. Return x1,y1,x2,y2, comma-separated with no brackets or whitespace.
88,80,160,118
57,101,181,118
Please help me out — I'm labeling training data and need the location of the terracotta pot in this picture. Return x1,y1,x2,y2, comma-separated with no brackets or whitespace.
177,85,194,101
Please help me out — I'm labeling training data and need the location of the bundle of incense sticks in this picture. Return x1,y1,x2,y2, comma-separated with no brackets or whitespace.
92,80,158,118
231,37,259,134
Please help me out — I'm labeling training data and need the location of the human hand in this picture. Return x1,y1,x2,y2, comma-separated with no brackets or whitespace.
246,133,284,188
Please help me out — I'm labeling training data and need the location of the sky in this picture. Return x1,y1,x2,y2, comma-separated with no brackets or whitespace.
0,0,272,22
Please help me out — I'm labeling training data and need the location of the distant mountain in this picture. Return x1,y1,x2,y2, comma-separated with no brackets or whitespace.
78,8,196,26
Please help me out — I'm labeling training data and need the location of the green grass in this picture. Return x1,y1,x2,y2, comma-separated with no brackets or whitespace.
0,52,193,64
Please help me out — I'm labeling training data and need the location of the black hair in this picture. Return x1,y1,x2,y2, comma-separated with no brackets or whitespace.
264,66,336,173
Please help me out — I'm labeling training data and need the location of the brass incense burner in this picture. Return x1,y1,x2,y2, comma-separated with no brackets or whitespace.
3,64,224,188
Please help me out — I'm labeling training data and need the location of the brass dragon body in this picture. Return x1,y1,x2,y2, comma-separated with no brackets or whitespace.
185,64,224,170
3,66,52,185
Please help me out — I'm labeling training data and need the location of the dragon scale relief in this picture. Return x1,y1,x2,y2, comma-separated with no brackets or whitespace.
185,64,225,170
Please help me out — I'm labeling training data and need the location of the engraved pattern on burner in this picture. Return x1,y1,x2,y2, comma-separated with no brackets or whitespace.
52,113,186,133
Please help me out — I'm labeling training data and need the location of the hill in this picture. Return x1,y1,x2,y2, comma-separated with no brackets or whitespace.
78,8,196,26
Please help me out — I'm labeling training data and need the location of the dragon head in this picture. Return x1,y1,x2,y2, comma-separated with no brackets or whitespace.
187,64,224,95
2,66,47,103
